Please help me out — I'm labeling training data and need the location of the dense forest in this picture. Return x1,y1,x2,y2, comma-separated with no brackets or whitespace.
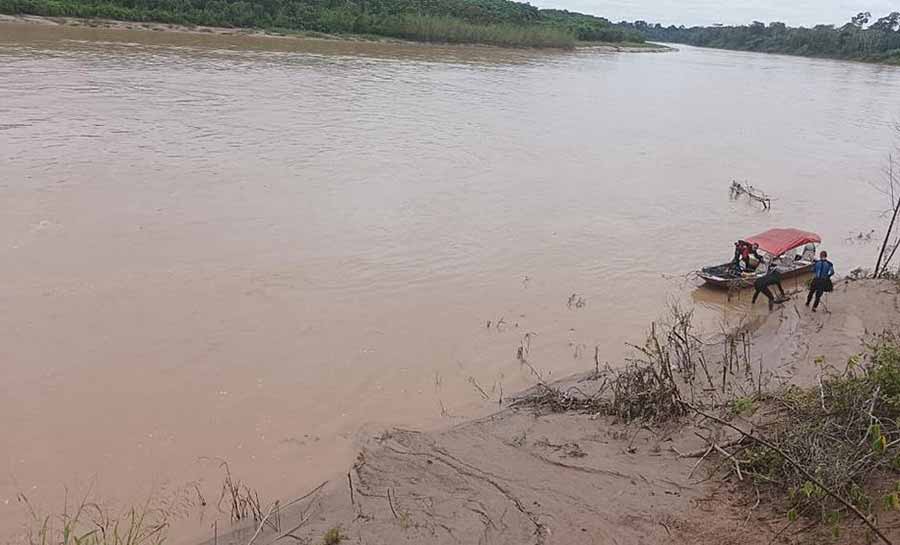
622,12,900,64
0,0,644,48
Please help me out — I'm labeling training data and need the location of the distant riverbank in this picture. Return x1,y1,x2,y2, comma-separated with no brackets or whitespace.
0,0,651,49
0,13,665,51
0,14,670,51
0,15,665,53
621,16,900,66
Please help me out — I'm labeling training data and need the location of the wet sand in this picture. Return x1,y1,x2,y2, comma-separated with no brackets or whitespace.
205,279,900,545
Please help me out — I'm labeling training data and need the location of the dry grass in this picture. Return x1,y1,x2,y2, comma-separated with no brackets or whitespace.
512,303,757,422
18,490,169,545
15,463,288,545
218,461,268,527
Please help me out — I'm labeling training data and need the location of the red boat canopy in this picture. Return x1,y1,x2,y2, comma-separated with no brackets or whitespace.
745,228,822,257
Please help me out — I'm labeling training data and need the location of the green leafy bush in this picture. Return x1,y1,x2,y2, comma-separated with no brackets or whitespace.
744,333,900,519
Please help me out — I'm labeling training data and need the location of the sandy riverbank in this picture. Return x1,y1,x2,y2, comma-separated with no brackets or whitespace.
198,278,900,545
577,42,672,53
0,13,401,41
0,14,671,52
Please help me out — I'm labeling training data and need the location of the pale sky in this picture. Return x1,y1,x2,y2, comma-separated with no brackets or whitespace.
531,0,900,27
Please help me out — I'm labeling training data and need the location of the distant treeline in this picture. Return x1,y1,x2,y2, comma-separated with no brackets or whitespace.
0,0,645,48
621,12,900,64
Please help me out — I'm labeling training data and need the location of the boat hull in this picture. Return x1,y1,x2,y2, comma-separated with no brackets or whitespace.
698,262,814,289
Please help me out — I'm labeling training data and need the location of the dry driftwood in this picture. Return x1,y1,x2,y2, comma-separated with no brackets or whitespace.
730,180,772,210
875,154,900,277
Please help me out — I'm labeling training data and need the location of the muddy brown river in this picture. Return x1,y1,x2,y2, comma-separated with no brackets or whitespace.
2,21,900,542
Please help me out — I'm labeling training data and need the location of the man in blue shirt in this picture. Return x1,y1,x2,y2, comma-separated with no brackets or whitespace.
805,251,834,312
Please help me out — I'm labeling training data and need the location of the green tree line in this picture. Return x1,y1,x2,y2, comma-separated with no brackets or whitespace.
620,12,900,64
0,0,645,48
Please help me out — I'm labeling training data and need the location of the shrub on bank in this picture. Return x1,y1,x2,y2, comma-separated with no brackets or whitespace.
742,333,900,528
371,15,575,48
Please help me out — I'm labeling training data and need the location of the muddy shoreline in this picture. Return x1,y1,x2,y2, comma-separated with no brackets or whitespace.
0,14,672,52
202,279,900,545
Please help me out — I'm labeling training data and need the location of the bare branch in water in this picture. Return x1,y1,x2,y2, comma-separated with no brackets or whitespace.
730,180,772,209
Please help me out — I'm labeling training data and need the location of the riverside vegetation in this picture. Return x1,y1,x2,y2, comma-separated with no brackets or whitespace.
0,0,645,48
517,299,900,543
622,12,900,64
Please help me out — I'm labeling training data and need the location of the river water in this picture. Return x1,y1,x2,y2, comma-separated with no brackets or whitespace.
2,22,900,541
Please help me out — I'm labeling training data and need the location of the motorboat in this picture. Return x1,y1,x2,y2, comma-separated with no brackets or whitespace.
698,228,821,289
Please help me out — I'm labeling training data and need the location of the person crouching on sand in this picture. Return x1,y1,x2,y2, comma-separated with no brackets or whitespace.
806,251,834,312
752,261,787,311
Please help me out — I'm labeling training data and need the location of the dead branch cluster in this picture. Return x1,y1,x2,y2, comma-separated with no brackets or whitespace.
730,180,772,210
874,154,900,278
219,462,270,528
512,303,757,422
216,462,330,545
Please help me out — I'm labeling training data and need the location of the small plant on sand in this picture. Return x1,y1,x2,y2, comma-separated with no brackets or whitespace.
398,511,414,530
729,396,755,416
321,526,344,545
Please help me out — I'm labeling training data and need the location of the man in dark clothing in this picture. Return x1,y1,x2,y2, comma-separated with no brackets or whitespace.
806,251,834,312
752,262,787,311
732,242,744,274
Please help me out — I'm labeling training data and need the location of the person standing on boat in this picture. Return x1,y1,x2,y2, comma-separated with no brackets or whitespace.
745,242,763,270
733,241,763,273
805,251,834,312
752,261,787,311
732,242,743,274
